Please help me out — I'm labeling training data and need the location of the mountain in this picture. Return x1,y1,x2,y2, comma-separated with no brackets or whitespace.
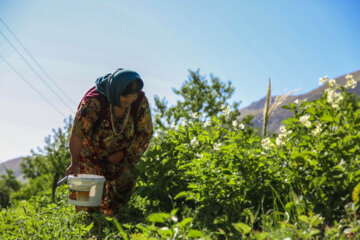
240,70,360,134
0,157,27,183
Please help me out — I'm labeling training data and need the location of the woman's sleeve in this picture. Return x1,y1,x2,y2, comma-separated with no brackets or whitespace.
128,96,153,162
72,97,101,139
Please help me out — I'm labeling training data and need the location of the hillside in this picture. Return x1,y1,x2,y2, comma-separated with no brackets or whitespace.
0,157,27,183
240,70,360,133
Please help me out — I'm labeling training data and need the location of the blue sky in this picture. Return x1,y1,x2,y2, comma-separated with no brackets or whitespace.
0,0,359,161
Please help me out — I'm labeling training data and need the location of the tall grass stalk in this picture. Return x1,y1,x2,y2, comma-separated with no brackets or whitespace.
263,78,272,137
262,78,301,136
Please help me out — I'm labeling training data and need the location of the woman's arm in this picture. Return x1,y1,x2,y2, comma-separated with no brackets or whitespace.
128,96,153,162
66,131,82,176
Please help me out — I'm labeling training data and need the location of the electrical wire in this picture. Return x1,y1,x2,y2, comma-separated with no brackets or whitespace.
0,17,77,107
0,30,75,114
0,54,67,118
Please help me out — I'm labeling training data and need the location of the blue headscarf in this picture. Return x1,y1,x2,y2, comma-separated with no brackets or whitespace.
95,68,144,107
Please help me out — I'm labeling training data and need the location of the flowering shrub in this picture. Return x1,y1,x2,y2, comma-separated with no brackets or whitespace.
135,74,360,237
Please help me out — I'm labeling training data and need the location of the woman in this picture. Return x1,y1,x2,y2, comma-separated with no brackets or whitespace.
65,68,153,216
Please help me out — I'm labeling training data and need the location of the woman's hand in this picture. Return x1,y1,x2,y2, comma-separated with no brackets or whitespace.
107,151,124,164
66,161,79,176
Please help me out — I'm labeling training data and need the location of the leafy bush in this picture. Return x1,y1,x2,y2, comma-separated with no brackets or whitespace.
0,169,21,208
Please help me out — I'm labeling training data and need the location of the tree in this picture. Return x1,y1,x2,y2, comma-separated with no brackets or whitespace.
11,117,73,201
20,117,72,179
153,69,252,133
0,169,21,208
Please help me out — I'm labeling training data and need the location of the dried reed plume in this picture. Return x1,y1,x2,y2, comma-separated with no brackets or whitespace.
263,78,301,136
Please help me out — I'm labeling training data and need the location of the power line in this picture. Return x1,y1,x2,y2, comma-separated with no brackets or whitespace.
0,17,77,107
0,29,75,114
0,54,67,118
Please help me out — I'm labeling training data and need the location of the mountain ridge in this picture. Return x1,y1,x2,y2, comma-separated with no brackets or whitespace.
0,157,27,183
240,70,360,133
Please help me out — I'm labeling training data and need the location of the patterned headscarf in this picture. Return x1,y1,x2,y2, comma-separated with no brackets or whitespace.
95,68,143,107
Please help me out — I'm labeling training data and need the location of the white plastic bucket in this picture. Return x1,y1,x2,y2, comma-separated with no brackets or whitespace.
68,174,106,207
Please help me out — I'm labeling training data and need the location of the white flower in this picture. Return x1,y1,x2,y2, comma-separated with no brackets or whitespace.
298,114,312,128
190,137,199,147
222,105,231,117
261,138,274,150
213,143,222,151
319,75,328,85
172,216,178,222
304,121,311,128
203,120,211,127
192,112,201,119
345,74,353,80
332,103,339,109
275,134,286,146
299,114,310,124
180,120,186,127
239,123,245,129
232,120,237,128
283,238,291,240
261,138,271,145
294,99,299,104
345,77,357,89
326,88,343,107
280,125,286,133
328,78,336,88
184,143,190,148
334,92,343,102
311,124,322,136
325,88,335,103
195,153,203,159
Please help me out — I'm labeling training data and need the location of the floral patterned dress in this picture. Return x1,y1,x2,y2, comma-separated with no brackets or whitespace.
72,88,153,215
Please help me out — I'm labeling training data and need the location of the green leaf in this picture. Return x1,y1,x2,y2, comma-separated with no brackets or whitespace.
285,202,294,212
179,218,193,228
170,209,178,217
232,222,251,234
147,213,169,223
81,222,94,232
320,114,333,122
282,105,292,110
157,228,173,238
187,230,204,238
110,218,129,240
187,183,198,189
352,182,360,204
255,232,269,240
305,106,316,115
227,179,236,185
290,151,304,163
298,215,310,224
136,224,150,233
174,192,188,200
